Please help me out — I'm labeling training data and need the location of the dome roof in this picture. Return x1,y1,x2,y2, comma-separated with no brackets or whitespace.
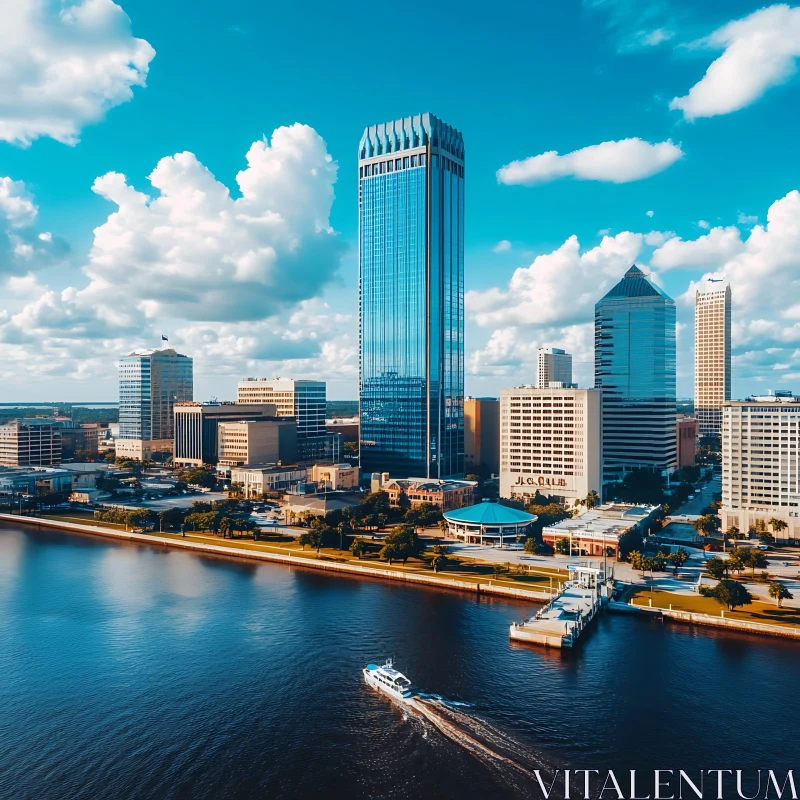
443,501,536,525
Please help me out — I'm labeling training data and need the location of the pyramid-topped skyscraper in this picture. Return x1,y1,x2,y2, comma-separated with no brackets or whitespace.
595,265,677,487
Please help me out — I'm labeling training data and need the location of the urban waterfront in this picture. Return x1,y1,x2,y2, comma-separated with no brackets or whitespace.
1,523,798,800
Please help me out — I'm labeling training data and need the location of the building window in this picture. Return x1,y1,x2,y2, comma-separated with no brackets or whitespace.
411,155,417,167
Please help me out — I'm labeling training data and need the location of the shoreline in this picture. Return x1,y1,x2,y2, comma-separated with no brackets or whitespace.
608,599,800,641
0,513,551,604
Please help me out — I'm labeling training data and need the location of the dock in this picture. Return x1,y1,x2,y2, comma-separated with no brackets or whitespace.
510,565,609,648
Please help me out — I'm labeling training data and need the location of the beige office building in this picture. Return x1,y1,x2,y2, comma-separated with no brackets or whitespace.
695,285,731,437
217,419,297,467
500,387,601,506
311,463,360,491
720,391,800,542
0,419,62,467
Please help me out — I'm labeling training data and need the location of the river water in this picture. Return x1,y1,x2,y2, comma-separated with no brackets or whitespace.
1,523,798,799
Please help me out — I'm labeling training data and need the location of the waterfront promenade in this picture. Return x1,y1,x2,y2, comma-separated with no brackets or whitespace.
0,513,554,603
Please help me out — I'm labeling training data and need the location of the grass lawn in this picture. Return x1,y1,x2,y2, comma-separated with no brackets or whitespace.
34,512,565,596
629,587,800,628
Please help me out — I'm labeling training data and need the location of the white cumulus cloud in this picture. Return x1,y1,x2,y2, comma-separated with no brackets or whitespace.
0,124,348,390
670,4,800,121
651,226,745,271
0,177,68,276
0,0,155,145
492,239,512,253
497,138,683,186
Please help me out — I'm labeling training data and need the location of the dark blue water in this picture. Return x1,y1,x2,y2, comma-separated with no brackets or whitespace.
1,523,798,799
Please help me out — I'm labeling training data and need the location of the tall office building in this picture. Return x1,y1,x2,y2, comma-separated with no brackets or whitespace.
119,348,193,444
595,265,676,485
237,378,339,462
695,284,731,438
537,347,573,388
358,113,465,478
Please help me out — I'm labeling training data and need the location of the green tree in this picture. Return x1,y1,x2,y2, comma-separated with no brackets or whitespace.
628,550,646,575
383,524,425,564
523,537,538,555
298,531,313,550
742,548,768,577
768,581,793,608
380,543,398,565
157,507,184,532
431,554,448,573
724,525,739,551
693,515,719,535
667,549,689,574
704,579,752,612
584,490,600,510
705,556,728,580
554,537,570,556
758,531,775,546
350,538,366,559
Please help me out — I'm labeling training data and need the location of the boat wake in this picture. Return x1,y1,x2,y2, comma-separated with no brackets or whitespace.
406,695,551,792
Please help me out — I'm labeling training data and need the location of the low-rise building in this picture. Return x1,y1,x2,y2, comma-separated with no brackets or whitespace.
173,402,280,467
217,419,297,467
0,466,72,495
443,501,536,545
115,438,173,461
379,476,476,511
281,493,362,523
311,463,360,491
676,416,698,469
720,391,800,541
229,465,307,499
543,503,660,557
0,419,62,467
60,425,100,460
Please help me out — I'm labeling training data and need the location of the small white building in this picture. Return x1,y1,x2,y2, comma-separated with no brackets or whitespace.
230,465,307,498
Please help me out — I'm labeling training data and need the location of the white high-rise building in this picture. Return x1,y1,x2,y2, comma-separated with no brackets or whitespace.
118,348,193,459
720,391,800,542
537,348,573,389
499,386,602,507
695,285,731,438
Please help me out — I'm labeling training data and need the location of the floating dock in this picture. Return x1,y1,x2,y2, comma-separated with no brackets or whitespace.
510,565,609,648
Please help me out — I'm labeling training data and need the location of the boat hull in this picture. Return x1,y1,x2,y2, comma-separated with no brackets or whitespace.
362,668,412,703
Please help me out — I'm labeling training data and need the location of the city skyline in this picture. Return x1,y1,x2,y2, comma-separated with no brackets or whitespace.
1,1,800,402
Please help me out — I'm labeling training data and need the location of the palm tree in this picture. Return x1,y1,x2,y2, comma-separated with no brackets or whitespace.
585,490,600,510
768,581,793,608
769,518,788,539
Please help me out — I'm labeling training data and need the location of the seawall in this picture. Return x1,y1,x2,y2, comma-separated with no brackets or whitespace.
0,514,549,604
609,599,800,641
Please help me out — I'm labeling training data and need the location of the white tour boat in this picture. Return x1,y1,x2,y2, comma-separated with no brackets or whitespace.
363,660,414,702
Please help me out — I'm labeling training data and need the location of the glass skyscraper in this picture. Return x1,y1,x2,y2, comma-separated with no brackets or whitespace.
595,265,677,484
119,348,194,441
358,113,464,478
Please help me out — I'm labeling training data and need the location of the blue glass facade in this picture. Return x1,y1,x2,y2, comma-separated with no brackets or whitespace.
359,114,464,478
595,266,677,484
119,348,193,441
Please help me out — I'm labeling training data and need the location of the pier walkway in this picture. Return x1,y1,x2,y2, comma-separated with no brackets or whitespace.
510,565,609,648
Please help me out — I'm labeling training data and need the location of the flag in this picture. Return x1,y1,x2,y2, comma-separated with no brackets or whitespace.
161,334,169,342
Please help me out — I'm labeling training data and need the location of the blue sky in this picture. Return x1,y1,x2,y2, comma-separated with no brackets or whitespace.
2,0,800,401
